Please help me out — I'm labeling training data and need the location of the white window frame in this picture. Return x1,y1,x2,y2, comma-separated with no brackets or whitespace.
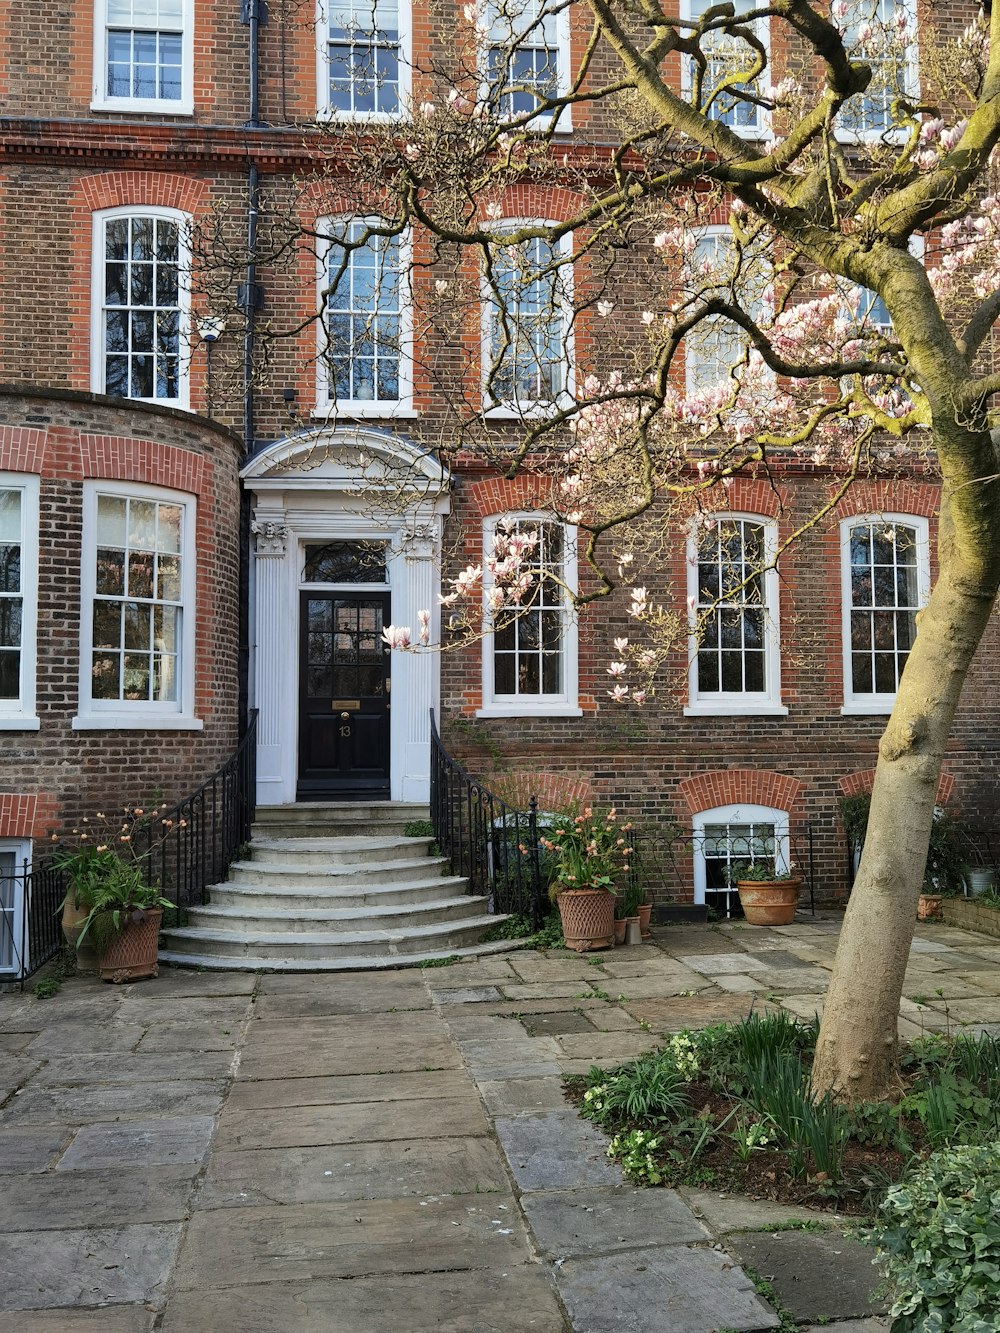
692,803,791,917
0,474,40,731
833,0,918,144
840,512,930,715
90,207,192,410
0,838,31,977
684,224,771,397
92,0,194,114
481,0,572,130
315,218,414,417
481,223,574,418
74,480,201,731
478,512,581,717
316,0,412,121
680,0,770,140
685,513,786,716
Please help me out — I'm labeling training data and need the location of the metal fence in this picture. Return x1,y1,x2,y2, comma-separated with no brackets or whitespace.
430,712,547,926
1,861,67,986
130,710,259,910
634,824,817,920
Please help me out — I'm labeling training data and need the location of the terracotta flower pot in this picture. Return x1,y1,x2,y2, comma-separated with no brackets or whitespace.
613,917,627,945
97,908,163,983
917,893,943,922
637,903,652,939
736,879,801,926
556,888,615,952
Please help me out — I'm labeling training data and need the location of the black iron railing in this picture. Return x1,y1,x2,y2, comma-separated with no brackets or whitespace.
638,825,816,919
431,711,547,927
133,710,259,910
1,861,67,986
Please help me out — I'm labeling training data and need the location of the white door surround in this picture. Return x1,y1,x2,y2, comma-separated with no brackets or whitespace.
241,427,451,806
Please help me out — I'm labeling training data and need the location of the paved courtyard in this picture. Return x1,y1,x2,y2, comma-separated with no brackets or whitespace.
2,913,998,1331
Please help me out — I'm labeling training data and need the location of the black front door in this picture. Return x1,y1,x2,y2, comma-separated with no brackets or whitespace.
297,592,391,798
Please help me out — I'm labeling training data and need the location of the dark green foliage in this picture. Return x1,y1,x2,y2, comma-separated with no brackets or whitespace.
403,819,435,838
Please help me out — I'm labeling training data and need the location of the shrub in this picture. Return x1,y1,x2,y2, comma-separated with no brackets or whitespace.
865,1143,1000,1333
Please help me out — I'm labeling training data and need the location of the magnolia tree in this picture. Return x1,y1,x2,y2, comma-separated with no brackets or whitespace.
200,1,1000,1101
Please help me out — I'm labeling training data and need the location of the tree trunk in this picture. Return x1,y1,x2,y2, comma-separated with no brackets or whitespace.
811,533,1000,1102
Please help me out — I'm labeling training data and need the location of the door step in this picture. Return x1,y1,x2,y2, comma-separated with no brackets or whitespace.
159,802,521,972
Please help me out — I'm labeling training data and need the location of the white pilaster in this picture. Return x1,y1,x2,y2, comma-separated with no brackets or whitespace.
395,522,440,802
251,513,291,804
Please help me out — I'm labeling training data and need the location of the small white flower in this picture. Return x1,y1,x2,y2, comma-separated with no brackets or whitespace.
641,310,655,325
597,300,614,317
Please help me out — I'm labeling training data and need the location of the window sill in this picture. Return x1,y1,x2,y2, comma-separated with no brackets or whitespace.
840,702,894,717
72,714,204,731
476,705,582,719
312,404,418,420
483,403,565,422
0,716,40,731
683,703,788,718
91,98,194,116
316,109,406,125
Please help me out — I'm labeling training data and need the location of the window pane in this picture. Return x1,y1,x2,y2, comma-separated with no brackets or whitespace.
0,650,19,700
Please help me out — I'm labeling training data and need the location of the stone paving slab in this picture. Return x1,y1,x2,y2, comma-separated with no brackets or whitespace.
0,1166,196,1230
418,960,522,988
553,1246,780,1332
214,1094,488,1150
623,994,779,1031
0,1223,181,1311
933,996,1000,1023
0,1127,71,1173
676,952,767,974
0,1079,227,1126
0,1308,155,1332
478,1076,572,1117
159,1266,567,1333
522,1186,708,1256
133,969,257,997
223,1068,470,1111
57,1114,216,1172
114,997,251,1026
678,1189,846,1234
136,1021,242,1052
493,1109,623,1191
588,973,714,1000
251,975,431,1016
430,985,503,1004
507,957,605,983
549,1032,662,1062
172,1194,532,1288
724,1231,889,1322
520,1010,595,1036
31,1051,235,1086
26,1022,146,1056
237,1020,460,1079
0,1032,33,1053
199,1136,511,1207
498,981,603,1001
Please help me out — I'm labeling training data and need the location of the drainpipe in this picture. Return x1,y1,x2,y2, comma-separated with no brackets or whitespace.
239,0,268,733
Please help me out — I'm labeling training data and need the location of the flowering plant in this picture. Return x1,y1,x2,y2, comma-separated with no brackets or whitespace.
727,861,798,885
542,806,634,900
51,805,183,948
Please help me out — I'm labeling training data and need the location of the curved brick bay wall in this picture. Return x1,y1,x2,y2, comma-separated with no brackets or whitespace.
0,388,241,846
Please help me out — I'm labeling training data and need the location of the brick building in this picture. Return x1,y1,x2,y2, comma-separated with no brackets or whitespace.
0,0,995,965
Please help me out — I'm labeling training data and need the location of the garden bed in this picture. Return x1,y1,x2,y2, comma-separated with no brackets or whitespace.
566,1011,1000,1216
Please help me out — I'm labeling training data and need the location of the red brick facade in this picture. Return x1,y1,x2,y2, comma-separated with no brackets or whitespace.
0,0,994,910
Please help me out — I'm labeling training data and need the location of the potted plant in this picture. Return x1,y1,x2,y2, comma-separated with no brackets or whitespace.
638,891,653,940
52,843,121,973
729,861,802,926
51,806,180,983
544,807,634,952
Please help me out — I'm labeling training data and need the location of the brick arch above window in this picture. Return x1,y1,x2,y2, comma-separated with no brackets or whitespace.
698,478,787,519
837,768,955,806
832,481,938,523
489,186,585,225
679,769,806,818
79,172,207,217
80,435,207,496
0,427,47,474
489,770,592,812
466,475,554,517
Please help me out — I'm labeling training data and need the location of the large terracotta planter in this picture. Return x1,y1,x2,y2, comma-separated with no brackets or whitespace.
917,893,943,922
736,878,801,926
97,908,163,983
556,888,615,952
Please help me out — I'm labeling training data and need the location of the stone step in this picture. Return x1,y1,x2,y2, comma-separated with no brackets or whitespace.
247,836,435,867
157,937,521,973
186,895,484,934
252,803,429,840
159,912,499,962
227,856,452,891
207,875,470,913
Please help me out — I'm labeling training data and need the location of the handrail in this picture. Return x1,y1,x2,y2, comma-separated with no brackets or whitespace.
430,710,545,927
128,709,260,911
